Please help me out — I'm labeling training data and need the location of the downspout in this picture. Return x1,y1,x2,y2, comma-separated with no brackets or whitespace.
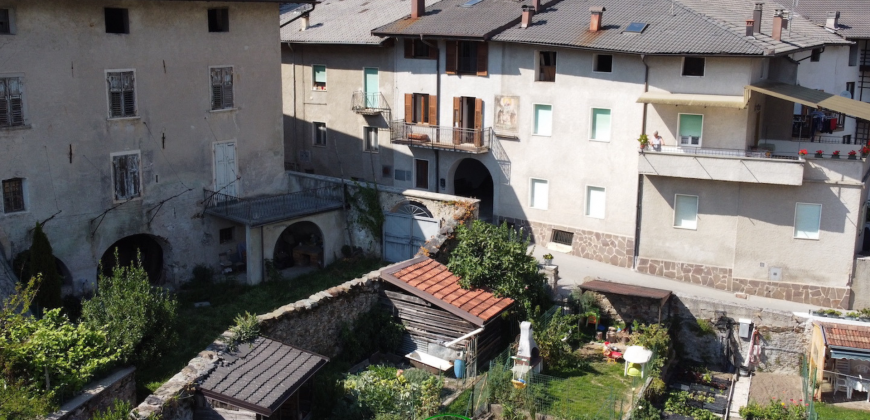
420,35,441,192
633,55,650,269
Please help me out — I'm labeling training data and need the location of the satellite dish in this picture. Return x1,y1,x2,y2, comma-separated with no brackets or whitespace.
840,90,852,99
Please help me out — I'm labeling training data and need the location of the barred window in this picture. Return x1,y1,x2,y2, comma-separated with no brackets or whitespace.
2,178,24,213
112,153,141,200
550,229,574,246
107,71,136,118
210,67,234,110
0,77,24,127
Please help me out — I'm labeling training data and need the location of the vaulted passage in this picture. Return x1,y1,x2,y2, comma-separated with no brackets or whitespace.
273,221,323,270
100,234,165,284
453,158,494,221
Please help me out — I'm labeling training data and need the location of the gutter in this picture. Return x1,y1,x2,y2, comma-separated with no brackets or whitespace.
419,35,441,193
633,54,649,270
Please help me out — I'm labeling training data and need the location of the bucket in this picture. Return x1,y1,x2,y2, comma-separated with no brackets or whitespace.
454,359,466,379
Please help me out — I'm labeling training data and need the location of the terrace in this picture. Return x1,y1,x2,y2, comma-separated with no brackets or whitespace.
202,186,343,227
390,120,492,154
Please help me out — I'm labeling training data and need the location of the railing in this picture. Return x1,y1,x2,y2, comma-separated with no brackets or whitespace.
786,135,854,144
352,91,389,114
390,120,492,152
646,145,801,160
202,186,343,225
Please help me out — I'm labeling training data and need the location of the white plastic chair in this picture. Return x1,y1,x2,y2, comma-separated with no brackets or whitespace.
834,374,852,399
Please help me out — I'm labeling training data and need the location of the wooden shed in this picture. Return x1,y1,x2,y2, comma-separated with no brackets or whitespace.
380,257,515,374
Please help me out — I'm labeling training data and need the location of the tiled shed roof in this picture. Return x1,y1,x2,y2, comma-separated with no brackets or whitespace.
793,0,870,39
381,257,515,326
200,337,329,416
820,322,870,350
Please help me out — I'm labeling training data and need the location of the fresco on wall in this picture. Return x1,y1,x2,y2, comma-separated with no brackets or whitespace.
494,95,519,136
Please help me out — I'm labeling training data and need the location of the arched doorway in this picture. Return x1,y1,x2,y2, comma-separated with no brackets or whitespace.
273,221,323,270
11,253,75,292
100,234,165,284
453,158,494,221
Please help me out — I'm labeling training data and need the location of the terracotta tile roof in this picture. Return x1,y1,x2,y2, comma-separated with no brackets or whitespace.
381,257,515,326
820,322,870,350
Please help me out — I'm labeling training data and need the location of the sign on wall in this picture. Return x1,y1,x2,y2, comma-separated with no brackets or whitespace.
494,95,520,137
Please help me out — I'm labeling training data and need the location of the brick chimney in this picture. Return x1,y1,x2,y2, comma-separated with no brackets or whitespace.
532,0,541,13
745,19,754,37
300,13,310,30
411,0,425,19
589,6,605,32
781,10,789,29
826,11,840,30
772,9,783,41
521,5,535,29
752,2,763,34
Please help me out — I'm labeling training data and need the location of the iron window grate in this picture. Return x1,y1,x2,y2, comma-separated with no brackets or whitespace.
550,229,573,246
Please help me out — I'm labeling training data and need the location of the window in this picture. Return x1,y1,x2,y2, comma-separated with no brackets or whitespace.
394,169,412,182
2,178,24,213
682,57,705,76
847,82,856,100
590,108,611,141
112,153,141,200
382,165,392,177
208,8,229,32
533,104,552,136
219,227,234,244
810,48,821,62
404,39,436,59
107,71,136,118
794,203,822,239
673,194,698,230
0,9,12,35
538,51,556,82
104,8,129,34
594,54,612,73
312,65,326,90
529,178,548,210
0,77,24,128
586,186,606,219
364,127,379,152
678,114,703,146
850,44,859,67
551,229,574,246
405,93,435,124
445,41,488,76
414,159,429,190
313,122,326,146
210,67,234,110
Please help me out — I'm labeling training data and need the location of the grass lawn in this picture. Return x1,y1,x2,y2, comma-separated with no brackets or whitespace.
441,388,473,417
544,359,637,417
816,403,870,420
135,258,385,400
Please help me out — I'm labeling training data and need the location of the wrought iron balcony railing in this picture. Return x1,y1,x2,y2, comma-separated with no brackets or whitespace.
389,120,491,154
352,91,390,115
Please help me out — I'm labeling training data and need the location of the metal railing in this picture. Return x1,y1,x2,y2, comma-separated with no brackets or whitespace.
352,91,389,114
787,135,854,144
645,145,801,160
202,186,344,225
390,120,492,152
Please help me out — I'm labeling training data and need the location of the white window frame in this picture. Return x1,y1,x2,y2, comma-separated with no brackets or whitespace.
794,202,822,240
312,64,327,91
681,57,706,77
1,177,27,214
363,126,379,152
592,54,613,73
673,194,699,230
589,107,612,142
532,103,553,137
529,178,549,210
312,121,327,147
110,150,142,202
209,65,235,112
413,158,430,191
585,185,606,219
677,113,703,147
105,69,138,120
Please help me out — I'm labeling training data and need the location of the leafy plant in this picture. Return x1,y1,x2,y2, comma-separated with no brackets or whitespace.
447,220,548,318
694,318,716,336
81,251,179,365
339,309,405,363
222,311,260,351
28,222,63,315
740,398,808,420
663,391,718,420
191,264,214,284
347,182,385,241
90,399,133,420
632,398,662,420
645,377,666,403
630,323,670,376
343,365,441,419
533,310,585,371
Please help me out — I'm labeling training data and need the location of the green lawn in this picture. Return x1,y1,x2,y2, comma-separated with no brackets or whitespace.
136,258,385,400
544,359,637,417
816,403,870,420
441,389,473,417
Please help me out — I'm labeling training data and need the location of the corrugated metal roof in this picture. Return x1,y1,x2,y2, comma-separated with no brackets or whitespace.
372,0,543,40
747,82,870,121
793,0,870,39
819,322,870,350
381,257,515,326
200,337,329,416
580,279,672,301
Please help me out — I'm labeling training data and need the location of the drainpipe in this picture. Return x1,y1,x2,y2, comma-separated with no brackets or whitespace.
634,55,650,269
420,35,441,192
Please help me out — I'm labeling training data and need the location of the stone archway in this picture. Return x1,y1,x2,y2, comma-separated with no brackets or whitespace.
100,234,165,284
272,221,324,270
453,158,494,221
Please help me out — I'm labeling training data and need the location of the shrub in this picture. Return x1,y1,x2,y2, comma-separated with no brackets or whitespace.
29,223,63,314
343,365,441,419
632,398,662,420
694,319,717,336
645,377,667,403
339,309,404,363
630,323,671,376
191,264,214,284
222,311,260,351
447,220,548,318
533,310,585,371
91,399,133,420
82,252,178,365
740,399,808,420
0,379,56,420
569,290,600,316
401,368,434,385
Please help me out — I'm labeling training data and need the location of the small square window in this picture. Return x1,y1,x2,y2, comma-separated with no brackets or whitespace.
112,153,141,201
405,39,433,59
312,65,327,90
538,51,556,82
313,122,326,146
107,71,136,118
794,203,822,239
529,178,548,210
810,49,821,62
105,8,129,34
533,104,552,136
682,57,705,76
0,9,12,35
594,54,612,73
550,229,573,245
586,186,606,219
394,169,411,181
364,127,379,152
2,178,25,213
208,8,229,32
674,194,698,230
210,67,234,110
219,227,234,244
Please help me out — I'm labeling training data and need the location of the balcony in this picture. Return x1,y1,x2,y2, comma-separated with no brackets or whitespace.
638,145,805,186
202,187,344,227
389,120,491,154
352,91,390,115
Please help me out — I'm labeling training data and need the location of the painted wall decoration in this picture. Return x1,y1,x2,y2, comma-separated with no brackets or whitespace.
494,95,519,136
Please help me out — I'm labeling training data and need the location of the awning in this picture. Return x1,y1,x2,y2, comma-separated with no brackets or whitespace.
830,349,870,362
746,81,870,121
636,92,747,109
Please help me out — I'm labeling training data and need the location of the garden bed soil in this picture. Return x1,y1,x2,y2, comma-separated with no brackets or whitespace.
748,372,803,405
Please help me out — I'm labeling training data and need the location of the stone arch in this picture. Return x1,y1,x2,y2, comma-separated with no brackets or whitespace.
389,200,434,218
451,158,494,221
99,234,166,285
272,221,324,269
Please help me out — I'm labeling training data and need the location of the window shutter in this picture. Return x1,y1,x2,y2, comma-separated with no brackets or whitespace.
453,97,461,126
110,92,122,118
428,42,439,59
473,98,483,146
0,79,8,126
211,68,223,110
476,42,488,76
404,39,413,58
123,90,135,117
113,155,126,199
404,93,413,123
445,41,457,74
222,68,234,108
428,95,438,125
128,154,140,197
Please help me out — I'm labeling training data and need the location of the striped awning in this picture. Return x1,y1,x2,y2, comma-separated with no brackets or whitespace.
830,349,870,362
746,82,870,121
636,92,748,109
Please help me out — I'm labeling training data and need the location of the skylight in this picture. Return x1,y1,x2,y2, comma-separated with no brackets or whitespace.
625,22,649,34
461,0,484,8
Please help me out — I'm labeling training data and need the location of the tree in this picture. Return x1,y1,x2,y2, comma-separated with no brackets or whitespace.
82,251,178,365
447,220,548,318
28,223,62,314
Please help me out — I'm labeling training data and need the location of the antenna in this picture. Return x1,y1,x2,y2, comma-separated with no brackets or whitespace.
789,0,798,38
671,0,675,16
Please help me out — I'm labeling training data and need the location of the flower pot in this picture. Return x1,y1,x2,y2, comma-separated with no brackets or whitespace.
832,155,841,159
849,155,858,160
815,153,824,158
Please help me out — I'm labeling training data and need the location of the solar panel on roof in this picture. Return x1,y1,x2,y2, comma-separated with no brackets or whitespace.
461,0,484,7
625,22,649,33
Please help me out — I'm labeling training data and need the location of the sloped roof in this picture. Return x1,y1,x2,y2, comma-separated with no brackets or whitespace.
380,257,515,326
819,322,870,350
793,0,870,39
281,0,442,45
580,280,672,301
200,337,329,416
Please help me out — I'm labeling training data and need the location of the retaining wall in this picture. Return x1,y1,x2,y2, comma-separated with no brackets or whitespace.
46,367,136,420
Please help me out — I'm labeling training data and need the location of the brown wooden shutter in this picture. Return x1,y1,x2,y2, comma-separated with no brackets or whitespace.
404,39,413,58
474,98,483,146
428,95,438,126
476,42,488,76
445,41,458,74
404,93,413,123
452,97,462,145
428,41,439,59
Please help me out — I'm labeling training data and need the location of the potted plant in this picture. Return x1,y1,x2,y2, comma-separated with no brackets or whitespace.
832,150,841,159
846,312,859,321
799,149,808,158
638,134,649,150
862,145,870,157
543,253,554,266
849,150,859,160
815,150,825,158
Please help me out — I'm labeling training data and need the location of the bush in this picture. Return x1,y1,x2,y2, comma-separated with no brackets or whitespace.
401,368,434,385
533,310,586,372
29,223,63,314
739,399,808,420
82,252,178,365
569,290,600,316
447,220,548,318
222,311,259,351
630,323,671,376
645,377,667,403
343,365,441,419
632,398,662,420
191,264,214,284
339,310,404,363
0,379,56,420
91,399,133,420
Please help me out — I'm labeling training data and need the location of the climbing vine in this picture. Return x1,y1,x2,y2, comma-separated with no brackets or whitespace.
347,182,385,241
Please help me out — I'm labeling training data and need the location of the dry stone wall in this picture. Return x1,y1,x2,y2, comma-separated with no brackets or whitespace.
46,367,136,420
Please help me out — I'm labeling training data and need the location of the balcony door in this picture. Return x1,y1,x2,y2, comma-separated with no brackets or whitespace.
214,141,237,199
453,96,483,146
364,68,378,108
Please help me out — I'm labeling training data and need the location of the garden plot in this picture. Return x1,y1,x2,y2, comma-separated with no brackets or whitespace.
659,366,732,420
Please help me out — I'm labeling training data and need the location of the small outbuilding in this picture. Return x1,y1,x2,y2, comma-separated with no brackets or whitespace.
809,321,870,400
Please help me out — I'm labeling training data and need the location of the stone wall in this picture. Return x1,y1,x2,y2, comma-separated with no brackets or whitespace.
47,367,136,420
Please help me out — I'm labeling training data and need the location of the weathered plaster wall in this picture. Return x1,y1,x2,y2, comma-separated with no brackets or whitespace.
46,367,136,420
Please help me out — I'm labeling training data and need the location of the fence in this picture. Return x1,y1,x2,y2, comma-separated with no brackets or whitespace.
801,358,820,420
651,145,801,160
352,91,390,113
390,120,492,152
202,186,344,226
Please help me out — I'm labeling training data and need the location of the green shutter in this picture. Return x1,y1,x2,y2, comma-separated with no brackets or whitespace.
313,65,327,84
679,114,703,138
591,108,611,140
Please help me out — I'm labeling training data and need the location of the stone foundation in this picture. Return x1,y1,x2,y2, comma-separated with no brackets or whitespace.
47,367,136,420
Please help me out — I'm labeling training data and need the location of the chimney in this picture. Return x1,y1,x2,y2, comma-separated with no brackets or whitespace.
772,9,783,41
532,0,541,13
589,6,606,32
300,14,310,31
746,19,754,37
521,5,535,29
411,0,425,19
752,2,763,34
781,10,789,29
826,11,840,30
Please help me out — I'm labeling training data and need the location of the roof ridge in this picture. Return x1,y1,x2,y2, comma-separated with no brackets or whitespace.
671,0,766,54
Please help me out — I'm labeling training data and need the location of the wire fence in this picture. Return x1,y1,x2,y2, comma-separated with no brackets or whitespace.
801,358,820,420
